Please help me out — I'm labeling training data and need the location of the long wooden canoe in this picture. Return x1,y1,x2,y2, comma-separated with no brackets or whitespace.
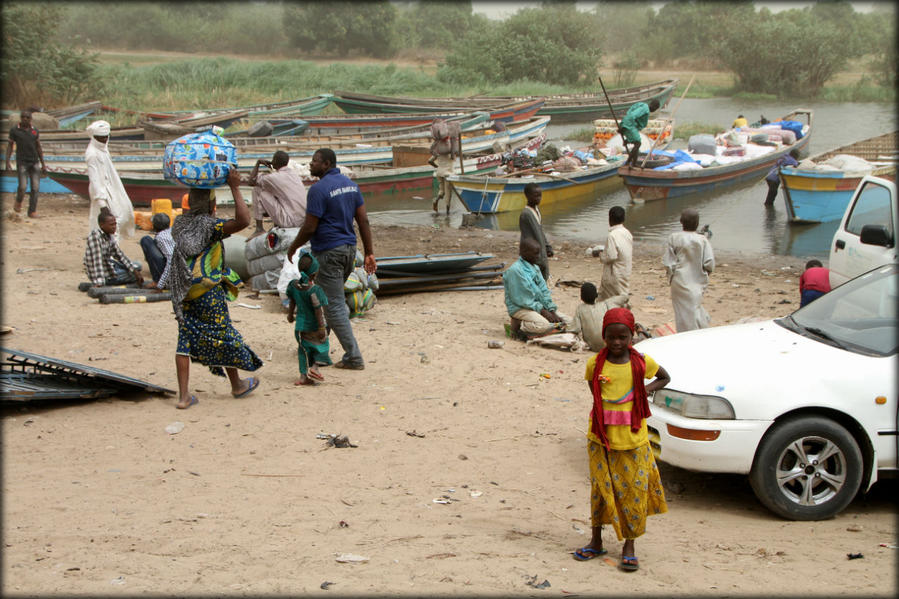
617,109,813,201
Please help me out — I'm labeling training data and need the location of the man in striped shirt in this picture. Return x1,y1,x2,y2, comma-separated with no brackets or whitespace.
84,209,144,288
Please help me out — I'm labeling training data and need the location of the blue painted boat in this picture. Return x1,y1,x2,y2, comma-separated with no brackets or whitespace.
449,158,625,214
779,131,896,223
617,109,813,201
1,175,72,194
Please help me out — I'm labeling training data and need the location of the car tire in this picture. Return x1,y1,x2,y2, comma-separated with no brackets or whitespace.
749,416,863,521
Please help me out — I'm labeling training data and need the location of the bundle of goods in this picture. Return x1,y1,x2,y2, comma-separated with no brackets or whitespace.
430,119,462,157
688,134,717,156
246,227,300,290
592,118,672,149
163,128,237,188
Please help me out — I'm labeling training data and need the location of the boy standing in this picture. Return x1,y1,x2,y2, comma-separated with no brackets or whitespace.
662,208,715,332
6,109,46,218
597,205,632,300
519,183,553,281
287,252,329,386
83,209,144,288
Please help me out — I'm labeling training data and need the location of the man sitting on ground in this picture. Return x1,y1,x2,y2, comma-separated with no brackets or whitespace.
84,208,144,288
503,238,571,339
139,213,174,289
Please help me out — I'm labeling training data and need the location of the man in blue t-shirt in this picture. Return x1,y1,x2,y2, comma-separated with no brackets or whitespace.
288,148,376,370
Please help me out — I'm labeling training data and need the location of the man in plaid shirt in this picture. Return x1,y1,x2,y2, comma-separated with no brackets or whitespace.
83,209,145,288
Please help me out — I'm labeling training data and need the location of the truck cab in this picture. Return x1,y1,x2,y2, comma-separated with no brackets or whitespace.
829,175,898,287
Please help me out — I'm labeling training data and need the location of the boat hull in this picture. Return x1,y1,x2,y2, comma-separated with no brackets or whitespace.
618,109,813,201
449,159,625,213
780,168,896,223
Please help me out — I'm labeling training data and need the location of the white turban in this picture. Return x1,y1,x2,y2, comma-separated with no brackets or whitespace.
87,120,111,136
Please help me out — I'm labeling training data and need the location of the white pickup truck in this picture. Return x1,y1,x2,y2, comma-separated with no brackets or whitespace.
829,175,898,287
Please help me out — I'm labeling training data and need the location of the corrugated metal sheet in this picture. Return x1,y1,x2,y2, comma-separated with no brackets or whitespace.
1,347,175,402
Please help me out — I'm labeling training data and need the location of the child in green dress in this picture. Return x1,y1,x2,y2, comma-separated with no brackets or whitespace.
287,251,329,386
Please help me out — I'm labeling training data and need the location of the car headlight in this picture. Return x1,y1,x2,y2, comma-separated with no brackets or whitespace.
652,389,735,419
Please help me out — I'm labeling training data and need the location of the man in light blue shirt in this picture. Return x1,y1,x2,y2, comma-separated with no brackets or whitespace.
503,238,570,338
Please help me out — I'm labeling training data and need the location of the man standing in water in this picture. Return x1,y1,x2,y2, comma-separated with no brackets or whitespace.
287,148,376,370
6,109,46,218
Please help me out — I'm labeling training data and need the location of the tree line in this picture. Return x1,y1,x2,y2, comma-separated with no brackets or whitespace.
2,1,894,108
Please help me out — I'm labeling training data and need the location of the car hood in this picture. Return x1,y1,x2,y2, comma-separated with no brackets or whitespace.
635,320,895,420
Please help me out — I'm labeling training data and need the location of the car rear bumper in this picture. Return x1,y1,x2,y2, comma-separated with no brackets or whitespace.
647,405,772,474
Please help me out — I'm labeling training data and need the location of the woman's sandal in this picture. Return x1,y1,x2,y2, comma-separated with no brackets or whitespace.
619,555,639,571
573,546,608,561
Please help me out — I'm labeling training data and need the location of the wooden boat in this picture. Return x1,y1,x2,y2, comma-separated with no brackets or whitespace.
779,131,897,223
45,101,103,128
473,79,679,124
617,109,813,201
35,108,250,142
332,94,545,123
44,133,547,207
36,116,550,170
449,156,627,214
376,251,494,275
334,79,677,124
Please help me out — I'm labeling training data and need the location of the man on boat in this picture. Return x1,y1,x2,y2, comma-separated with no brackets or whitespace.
619,99,660,168
518,183,553,282
287,148,376,370
247,150,308,238
6,109,46,218
84,120,136,238
503,238,570,339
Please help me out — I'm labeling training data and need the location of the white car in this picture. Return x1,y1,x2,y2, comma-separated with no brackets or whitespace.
829,175,897,287
637,263,898,520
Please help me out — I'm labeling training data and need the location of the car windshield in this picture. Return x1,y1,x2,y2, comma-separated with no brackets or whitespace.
778,264,898,356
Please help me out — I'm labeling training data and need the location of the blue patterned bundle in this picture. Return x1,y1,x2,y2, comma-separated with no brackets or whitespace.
163,130,237,188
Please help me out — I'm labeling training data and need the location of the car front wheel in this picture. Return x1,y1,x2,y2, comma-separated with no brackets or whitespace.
749,416,863,520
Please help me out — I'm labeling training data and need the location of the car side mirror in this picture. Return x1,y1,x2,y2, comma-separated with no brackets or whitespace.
859,224,893,247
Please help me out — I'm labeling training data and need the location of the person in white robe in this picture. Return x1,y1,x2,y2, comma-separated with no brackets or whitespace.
662,208,715,332
84,120,135,238
598,205,633,301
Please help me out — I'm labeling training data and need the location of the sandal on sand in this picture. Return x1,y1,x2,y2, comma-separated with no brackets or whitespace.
233,376,260,398
619,555,639,572
294,378,317,386
307,370,325,382
573,547,607,561
176,395,198,409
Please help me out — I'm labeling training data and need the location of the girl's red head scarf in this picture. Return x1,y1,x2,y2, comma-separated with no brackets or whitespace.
590,308,652,449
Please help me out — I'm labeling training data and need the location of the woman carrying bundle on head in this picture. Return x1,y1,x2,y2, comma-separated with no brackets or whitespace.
168,169,263,409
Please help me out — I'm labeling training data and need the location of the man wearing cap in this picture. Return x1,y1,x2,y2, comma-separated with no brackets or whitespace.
84,120,135,238
6,109,46,218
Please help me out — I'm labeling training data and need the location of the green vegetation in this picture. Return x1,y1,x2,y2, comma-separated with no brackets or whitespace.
2,1,894,108
674,122,725,141
2,3,102,108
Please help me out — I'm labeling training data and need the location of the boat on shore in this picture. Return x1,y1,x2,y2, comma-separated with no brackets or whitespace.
35,116,550,170
45,133,547,207
332,94,545,123
617,109,813,201
779,131,897,223
35,108,251,142
334,79,677,124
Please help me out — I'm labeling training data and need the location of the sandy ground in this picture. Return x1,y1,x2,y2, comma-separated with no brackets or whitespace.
1,192,896,596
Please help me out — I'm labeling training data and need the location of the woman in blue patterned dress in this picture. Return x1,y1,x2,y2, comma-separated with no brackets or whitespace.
169,169,262,409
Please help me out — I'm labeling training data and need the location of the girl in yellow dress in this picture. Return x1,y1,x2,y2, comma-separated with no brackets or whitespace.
574,308,670,571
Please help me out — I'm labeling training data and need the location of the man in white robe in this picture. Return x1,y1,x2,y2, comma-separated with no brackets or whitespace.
662,208,715,332
84,120,135,238
598,205,633,301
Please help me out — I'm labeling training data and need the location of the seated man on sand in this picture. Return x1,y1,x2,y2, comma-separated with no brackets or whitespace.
503,238,571,339
84,208,145,288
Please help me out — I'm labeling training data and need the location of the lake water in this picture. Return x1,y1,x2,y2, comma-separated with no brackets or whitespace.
366,98,897,259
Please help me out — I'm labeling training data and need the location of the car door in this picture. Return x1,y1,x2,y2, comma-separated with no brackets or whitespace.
830,178,897,287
